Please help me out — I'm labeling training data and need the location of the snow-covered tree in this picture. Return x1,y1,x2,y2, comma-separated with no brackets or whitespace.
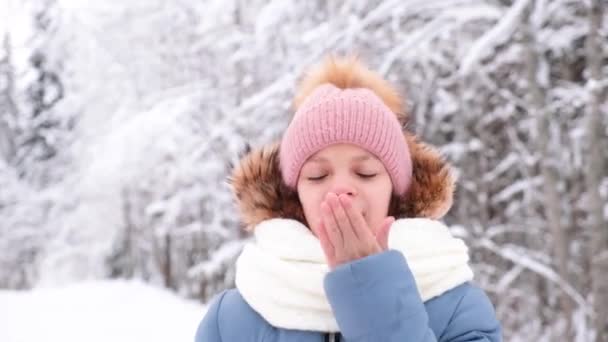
1,0,606,339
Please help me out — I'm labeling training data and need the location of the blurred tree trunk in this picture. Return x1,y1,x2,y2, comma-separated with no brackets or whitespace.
585,1,608,340
522,1,573,338
456,74,473,226
0,34,17,163
163,233,173,289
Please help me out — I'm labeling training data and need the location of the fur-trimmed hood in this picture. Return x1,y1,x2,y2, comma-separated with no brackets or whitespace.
229,56,456,229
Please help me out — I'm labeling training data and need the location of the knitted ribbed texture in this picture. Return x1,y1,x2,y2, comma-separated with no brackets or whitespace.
280,84,412,195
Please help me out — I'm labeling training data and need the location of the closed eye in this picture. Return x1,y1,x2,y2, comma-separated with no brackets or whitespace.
357,173,377,179
307,175,327,181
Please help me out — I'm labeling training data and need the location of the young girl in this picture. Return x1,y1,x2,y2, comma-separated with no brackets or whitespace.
195,56,502,341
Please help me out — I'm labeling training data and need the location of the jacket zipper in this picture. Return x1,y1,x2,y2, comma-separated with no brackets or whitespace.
325,333,341,342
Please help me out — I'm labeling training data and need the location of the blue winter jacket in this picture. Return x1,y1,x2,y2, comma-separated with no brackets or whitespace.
194,250,501,341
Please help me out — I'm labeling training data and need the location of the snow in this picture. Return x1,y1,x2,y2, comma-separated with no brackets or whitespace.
255,0,290,44
478,238,589,312
492,177,543,204
0,280,205,342
36,97,191,285
459,0,532,76
482,153,519,182
3,0,606,339
188,240,245,279
381,1,503,75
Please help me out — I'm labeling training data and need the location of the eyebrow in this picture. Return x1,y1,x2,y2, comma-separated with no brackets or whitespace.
308,155,373,163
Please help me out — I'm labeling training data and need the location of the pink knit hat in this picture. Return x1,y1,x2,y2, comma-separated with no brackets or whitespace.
279,82,413,195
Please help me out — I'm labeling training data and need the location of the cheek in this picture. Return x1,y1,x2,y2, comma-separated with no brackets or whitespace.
365,180,393,228
297,183,324,230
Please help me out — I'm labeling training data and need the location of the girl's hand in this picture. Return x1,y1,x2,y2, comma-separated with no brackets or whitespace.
314,192,395,269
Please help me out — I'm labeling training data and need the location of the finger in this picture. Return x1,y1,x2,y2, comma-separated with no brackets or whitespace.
327,193,357,243
316,221,336,264
321,200,344,250
339,194,374,242
376,216,395,250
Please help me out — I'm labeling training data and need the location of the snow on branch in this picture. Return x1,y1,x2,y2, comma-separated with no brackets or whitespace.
585,77,608,95
495,264,524,293
187,240,245,280
477,237,590,314
380,2,501,75
482,153,520,182
459,0,532,76
491,176,542,204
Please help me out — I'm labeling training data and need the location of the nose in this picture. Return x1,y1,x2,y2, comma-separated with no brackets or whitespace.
330,184,357,197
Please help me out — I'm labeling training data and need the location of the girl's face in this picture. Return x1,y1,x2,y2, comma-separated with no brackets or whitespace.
296,143,393,236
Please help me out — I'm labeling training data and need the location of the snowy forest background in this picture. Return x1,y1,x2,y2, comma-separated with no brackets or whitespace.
1,0,607,341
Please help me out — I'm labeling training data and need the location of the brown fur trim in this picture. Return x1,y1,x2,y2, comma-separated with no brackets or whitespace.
229,135,455,230
293,55,408,125
228,142,305,230
395,133,455,219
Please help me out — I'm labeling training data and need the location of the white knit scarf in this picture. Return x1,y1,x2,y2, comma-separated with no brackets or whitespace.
235,218,473,332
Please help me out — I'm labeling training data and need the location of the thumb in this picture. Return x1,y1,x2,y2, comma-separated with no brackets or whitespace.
376,216,395,250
